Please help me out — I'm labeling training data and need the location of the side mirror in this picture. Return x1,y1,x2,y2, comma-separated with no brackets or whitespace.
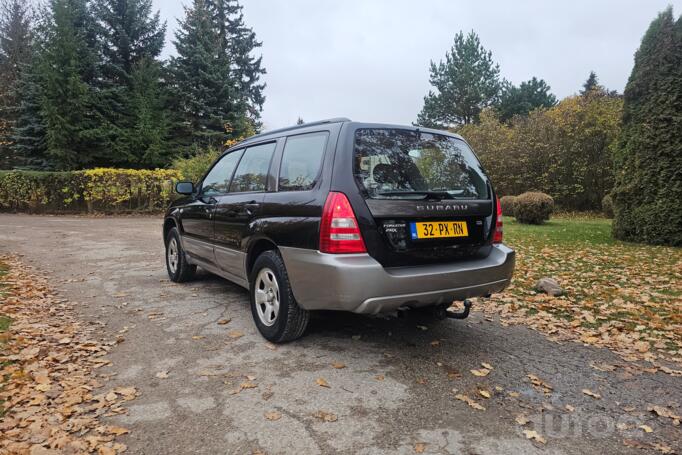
175,181,194,195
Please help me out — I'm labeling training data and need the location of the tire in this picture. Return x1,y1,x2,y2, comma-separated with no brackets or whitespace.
250,250,309,343
165,227,197,283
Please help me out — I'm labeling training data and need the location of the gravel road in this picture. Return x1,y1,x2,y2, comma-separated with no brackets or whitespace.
0,214,679,455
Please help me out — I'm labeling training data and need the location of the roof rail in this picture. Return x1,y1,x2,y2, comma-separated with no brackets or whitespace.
243,117,352,142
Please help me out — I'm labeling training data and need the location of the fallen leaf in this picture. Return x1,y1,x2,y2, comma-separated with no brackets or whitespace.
527,374,553,392
454,393,485,411
565,404,575,412
470,368,490,377
653,442,674,454
582,389,601,399
264,411,281,421
227,330,244,339
479,390,491,399
106,426,129,436
481,362,494,370
523,429,546,444
217,318,231,325
638,424,653,433
316,377,330,388
240,381,257,390
331,362,346,369
634,341,649,353
515,414,529,425
375,374,385,381
414,442,427,453
623,439,650,450
648,405,682,421
155,370,169,379
590,362,617,372
313,410,338,422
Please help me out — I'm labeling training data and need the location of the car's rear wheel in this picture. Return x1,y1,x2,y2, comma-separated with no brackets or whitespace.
250,250,309,343
166,227,196,283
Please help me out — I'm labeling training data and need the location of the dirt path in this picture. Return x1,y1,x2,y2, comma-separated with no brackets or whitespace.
0,214,679,454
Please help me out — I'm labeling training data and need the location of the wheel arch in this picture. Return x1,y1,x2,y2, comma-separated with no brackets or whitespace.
246,237,279,279
163,217,177,245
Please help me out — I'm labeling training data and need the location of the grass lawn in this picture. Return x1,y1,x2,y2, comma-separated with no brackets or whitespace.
478,215,682,371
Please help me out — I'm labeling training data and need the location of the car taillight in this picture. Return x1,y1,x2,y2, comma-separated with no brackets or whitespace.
493,196,503,244
319,192,367,254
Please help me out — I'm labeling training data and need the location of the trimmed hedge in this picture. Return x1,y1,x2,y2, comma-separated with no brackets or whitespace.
499,195,517,217
514,192,554,224
0,168,182,213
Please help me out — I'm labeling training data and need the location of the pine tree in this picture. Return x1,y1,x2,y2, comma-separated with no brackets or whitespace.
92,0,167,167
417,31,501,128
0,0,33,168
206,0,265,129
496,77,557,122
612,7,682,246
169,0,238,151
40,0,103,169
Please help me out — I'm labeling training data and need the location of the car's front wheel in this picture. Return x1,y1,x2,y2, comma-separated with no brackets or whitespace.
165,227,196,283
250,250,309,343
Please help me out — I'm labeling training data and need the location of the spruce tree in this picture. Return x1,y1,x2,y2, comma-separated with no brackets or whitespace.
612,7,682,246
0,0,33,168
417,31,501,128
206,0,265,130
11,56,48,168
581,71,600,95
169,0,238,151
92,0,168,167
125,58,171,167
40,0,103,169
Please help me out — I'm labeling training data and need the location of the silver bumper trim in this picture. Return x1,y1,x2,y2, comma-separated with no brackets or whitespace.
279,245,515,314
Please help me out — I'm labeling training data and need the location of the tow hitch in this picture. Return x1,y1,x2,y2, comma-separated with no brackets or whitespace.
433,300,472,320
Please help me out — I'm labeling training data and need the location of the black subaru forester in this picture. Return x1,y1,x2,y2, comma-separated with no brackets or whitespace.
163,118,515,342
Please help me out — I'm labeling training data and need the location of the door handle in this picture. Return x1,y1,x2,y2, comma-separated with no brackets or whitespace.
244,202,260,216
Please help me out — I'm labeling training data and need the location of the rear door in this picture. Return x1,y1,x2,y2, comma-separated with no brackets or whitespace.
339,126,496,267
213,141,278,281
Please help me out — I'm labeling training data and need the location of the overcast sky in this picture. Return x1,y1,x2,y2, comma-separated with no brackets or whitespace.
153,0,682,130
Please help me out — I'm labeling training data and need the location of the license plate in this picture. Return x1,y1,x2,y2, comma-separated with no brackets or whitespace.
410,221,468,240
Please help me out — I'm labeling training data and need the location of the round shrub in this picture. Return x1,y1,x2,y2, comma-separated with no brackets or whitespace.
499,195,517,217
601,194,614,218
514,192,554,224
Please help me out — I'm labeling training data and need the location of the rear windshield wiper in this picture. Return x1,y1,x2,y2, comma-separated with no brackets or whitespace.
376,190,455,200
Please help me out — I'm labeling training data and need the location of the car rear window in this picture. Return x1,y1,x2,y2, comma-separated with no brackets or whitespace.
279,132,328,191
353,128,488,200
229,142,276,193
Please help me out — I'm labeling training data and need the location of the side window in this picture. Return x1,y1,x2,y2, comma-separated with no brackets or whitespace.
229,142,277,193
279,132,329,191
201,150,243,196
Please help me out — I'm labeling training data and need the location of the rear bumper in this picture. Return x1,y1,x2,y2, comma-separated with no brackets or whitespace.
280,244,515,314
